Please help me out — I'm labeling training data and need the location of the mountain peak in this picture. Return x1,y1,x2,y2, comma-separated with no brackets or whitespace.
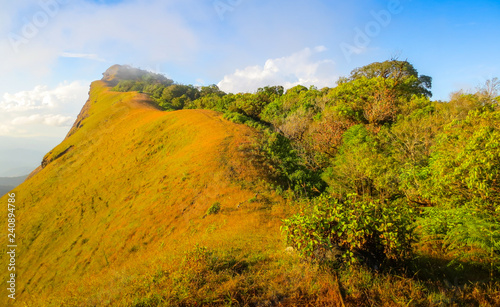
101,64,150,86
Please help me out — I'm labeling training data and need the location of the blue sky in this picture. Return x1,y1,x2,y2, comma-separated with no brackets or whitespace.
0,0,499,175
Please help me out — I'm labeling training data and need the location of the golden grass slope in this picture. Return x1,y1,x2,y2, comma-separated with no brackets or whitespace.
0,80,311,305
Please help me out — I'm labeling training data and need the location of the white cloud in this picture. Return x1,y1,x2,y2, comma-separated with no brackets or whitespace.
217,46,338,93
0,82,88,137
0,124,14,136
0,0,199,76
60,52,105,62
1,81,88,111
11,114,74,127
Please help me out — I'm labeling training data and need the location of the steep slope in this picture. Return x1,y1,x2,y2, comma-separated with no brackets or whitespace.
0,77,312,305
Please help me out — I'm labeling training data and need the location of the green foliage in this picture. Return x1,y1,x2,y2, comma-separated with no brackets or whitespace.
258,85,284,97
186,92,233,112
329,75,427,126
261,85,321,126
112,80,136,92
325,125,376,196
222,111,252,124
416,207,500,272
341,59,432,98
17,63,500,305
423,109,500,210
113,75,200,110
207,202,221,215
282,194,415,265
411,109,500,270
112,70,174,94
255,129,324,197
226,93,271,118
108,63,500,278
222,111,268,131
323,124,399,200
199,84,226,97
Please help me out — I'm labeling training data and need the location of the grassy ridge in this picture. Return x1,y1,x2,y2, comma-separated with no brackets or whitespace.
1,81,326,305
2,77,499,306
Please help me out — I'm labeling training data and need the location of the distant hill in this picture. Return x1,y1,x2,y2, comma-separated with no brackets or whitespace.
0,149,43,177
0,175,27,196
0,136,63,177
0,186,12,196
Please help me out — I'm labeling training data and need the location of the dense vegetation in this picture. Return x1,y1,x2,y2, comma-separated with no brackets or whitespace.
109,61,500,304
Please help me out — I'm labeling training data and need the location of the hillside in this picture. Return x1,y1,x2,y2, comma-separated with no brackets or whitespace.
1,73,329,305
2,64,499,306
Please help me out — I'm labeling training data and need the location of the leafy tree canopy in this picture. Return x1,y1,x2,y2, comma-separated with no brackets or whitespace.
339,60,432,98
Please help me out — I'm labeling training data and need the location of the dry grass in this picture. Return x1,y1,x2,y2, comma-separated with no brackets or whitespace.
0,81,292,305
1,81,498,306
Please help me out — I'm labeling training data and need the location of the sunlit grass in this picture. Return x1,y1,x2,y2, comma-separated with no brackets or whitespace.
0,81,291,305
1,80,498,306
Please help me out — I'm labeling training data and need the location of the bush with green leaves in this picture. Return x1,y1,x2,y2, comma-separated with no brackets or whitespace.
282,194,415,265
416,206,500,272
222,111,252,125
207,202,221,215
323,124,400,200
413,109,500,270
422,109,500,210
256,130,324,197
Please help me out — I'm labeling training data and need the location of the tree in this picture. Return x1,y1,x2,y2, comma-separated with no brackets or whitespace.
477,77,500,99
199,85,226,98
306,110,354,161
340,60,432,98
257,85,284,97
328,76,401,126
414,109,500,266
160,85,200,109
423,109,500,210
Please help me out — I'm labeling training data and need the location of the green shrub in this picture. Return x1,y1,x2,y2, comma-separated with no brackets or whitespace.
222,111,252,124
207,202,221,215
282,194,415,265
422,109,500,210
416,206,500,272
257,130,324,197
